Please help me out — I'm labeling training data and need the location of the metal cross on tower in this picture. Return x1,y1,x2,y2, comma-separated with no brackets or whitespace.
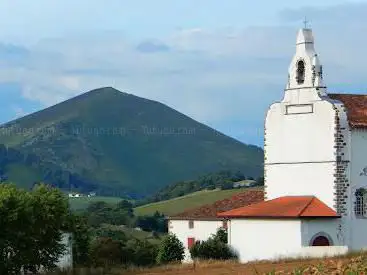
303,17,309,29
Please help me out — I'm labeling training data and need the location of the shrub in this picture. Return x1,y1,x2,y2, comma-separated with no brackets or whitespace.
156,234,185,264
90,236,159,268
134,211,167,233
90,237,123,267
220,181,234,190
125,239,158,267
214,228,227,243
189,229,237,260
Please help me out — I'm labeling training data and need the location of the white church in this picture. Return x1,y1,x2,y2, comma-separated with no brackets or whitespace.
169,26,367,263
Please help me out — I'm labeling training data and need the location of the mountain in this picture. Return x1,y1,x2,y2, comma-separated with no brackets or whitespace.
0,87,263,196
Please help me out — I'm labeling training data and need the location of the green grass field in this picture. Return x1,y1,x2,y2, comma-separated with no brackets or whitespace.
68,196,125,211
134,187,262,216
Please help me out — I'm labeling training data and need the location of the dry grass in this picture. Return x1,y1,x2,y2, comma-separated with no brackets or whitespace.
47,252,367,275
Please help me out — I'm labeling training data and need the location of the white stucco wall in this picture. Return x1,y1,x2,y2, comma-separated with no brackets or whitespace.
349,129,367,250
297,246,348,258
299,219,348,259
228,219,302,263
228,218,348,263
266,162,336,206
265,99,338,209
301,219,342,246
169,219,223,262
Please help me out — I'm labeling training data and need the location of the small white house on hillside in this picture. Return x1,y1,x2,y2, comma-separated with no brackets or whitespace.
217,26,367,263
168,190,263,262
68,193,82,198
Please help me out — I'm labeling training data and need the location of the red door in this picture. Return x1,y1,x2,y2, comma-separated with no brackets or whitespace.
187,237,195,249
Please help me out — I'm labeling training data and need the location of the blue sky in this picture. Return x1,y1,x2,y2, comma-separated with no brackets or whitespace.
0,0,366,146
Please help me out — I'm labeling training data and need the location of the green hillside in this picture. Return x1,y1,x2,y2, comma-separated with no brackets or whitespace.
134,187,262,216
0,87,263,196
69,196,126,211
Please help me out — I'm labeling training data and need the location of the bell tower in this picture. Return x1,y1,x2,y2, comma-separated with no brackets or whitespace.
264,26,341,210
284,27,326,104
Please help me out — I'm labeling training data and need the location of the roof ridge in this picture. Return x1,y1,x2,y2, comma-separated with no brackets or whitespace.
327,93,367,129
298,196,315,217
169,190,264,219
329,93,367,96
217,196,340,219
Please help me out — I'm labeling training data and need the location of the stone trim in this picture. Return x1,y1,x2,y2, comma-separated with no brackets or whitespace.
332,104,349,216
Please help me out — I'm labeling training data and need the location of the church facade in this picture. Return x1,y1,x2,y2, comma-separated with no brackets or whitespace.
168,26,367,264
218,27,367,262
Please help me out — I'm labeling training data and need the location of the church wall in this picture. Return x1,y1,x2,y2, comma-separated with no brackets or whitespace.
323,101,351,249
348,129,367,250
265,100,337,164
266,162,336,207
168,219,223,262
296,246,348,258
350,129,367,192
300,219,343,246
264,100,337,209
228,219,301,263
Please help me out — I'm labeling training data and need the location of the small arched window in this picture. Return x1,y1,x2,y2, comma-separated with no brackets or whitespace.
312,236,330,246
355,188,367,217
296,60,305,85
309,232,333,246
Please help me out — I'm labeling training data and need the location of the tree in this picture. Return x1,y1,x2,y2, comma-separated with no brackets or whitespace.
0,184,31,274
95,227,127,241
69,213,91,266
207,185,216,190
125,239,158,267
214,228,228,243
156,234,184,264
90,237,124,267
90,236,159,268
86,200,135,228
117,199,133,210
135,211,167,233
189,229,236,261
0,183,70,274
256,176,264,186
233,171,246,181
29,184,70,270
220,181,234,190
87,201,110,213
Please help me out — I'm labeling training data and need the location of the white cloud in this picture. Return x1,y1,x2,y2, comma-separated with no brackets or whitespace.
13,29,287,123
12,105,26,119
1,2,367,145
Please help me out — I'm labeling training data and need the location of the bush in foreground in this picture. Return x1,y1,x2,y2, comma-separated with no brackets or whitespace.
89,237,158,268
190,228,237,261
156,234,185,264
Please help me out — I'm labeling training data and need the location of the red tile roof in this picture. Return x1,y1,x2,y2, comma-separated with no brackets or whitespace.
169,190,264,220
217,196,340,219
328,93,367,128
